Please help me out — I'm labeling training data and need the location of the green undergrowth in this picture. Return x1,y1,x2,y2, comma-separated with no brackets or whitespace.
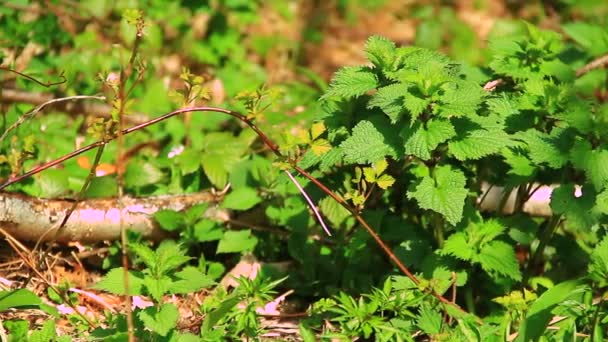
2,2,608,341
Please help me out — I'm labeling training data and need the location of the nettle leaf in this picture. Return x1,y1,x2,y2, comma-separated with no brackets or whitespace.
138,303,178,337
478,240,522,281
571,140,608,191
93,267,144,295
322,66,378,99
404,91,431,120
449,127,512,161
340,120,398,164
562,22,608,56
402,119,456,160
589,236,608,286
365,35,396,69
486,95,520,119
437,81,485,118
550,183,597,229
416,303,442,335
515,129,571,169
222,187,261,211
440,232,472,261
217,230,258,254
367,82,408,123
408,165,468,225
503,148,535,177
154,209,185,232
170,266,215,293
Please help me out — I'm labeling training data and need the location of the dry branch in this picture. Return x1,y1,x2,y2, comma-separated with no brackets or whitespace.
0,191,217,243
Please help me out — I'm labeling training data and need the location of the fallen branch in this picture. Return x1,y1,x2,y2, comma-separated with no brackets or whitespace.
0,191,217,242
576,53,608,77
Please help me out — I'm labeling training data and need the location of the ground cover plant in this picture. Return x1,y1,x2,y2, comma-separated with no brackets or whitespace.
1,1,608,341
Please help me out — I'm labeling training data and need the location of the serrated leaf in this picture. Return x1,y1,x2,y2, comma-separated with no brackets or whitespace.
367,82,408,122
404,91,431,120
449,128,512,160
170,266,216,293
516,129,571,169
416,303,442,335
440,232,472,261
340,120,397,164
311,138,331,156
310,122,326,140
322,66,377,99
407,165,468,225
29,320,56,342
376,174,395,189
402,119,456,160
129,242,157,270
155,241,191,275
217,230,258,254
176,148,201,175
438,81,485,118
319,196,351,227
154,210,184,232
138,303,178,337
365,35,396,69
589,236,608,286
478,240,522,281
125,160,163,188
503,148,535,177
144,275,172,302
571,140,608,191
193,219,223,242
93,267,144,295
221,187,261,210
550,183,597,229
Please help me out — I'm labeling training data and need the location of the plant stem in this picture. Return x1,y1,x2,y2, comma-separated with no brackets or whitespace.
524,215,561,283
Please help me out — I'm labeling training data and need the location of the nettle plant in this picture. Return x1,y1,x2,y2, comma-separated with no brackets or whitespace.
285,26,608,339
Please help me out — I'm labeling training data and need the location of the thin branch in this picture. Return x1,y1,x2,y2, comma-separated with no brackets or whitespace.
0,94,105,144
0,88,148,123
0,67,66,87
0,105,469,316
284,170,331,236
576,54,608,77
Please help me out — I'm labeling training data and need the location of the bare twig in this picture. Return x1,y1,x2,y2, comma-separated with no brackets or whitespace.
0,94,105,144
0,88,148,123
0,67,66,87
284,170,331,236
576,54,608,77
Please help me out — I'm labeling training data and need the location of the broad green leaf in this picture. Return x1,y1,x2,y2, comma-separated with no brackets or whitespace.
550,183,597,230
515,280,584,342
478,240,522,281
367,82,408,123
217,230,258,254
170,266,216,293
93,267,144,295
589,236,608,286
154,209,185,232
176,148,201,175
0,289,42,312
319,196,351,227
144,275,172,302
340,120,398,164
570,140,608,191
440,232,472,261
138,303,178,337
322,66,377,99
449,128,512,160
402,119,456,160
36,169,70,198
129,242,157,270
516,129,571,169
155,241,191,275
563,22,608,56
201,294,241,333
125,160,164,188
221,187,261,210
29,320,56,342
416,303,442,335
365,35,396,69
438,81,485,118
84,175,118,198
193,219,224,242
408,165,468,225
201,154,228,188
